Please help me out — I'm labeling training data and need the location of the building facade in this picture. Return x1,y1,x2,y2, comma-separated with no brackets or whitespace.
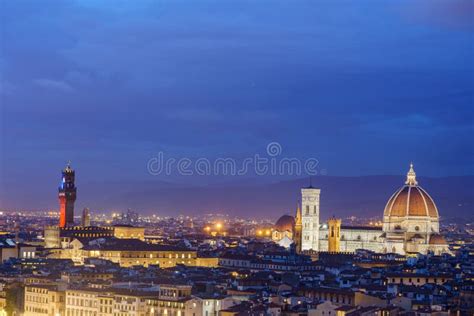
327,217,341,253
301,187,320,251
44,226,115,249
24,284,66,316
279,164,451,256
65,288,151,316
81,239,198,268
113,225,145,241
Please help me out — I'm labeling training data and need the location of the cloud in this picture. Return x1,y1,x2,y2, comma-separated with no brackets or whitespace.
0,0,472,181
395,0,474,30
33,79,74,93
361,114,435,135
165,108,224,121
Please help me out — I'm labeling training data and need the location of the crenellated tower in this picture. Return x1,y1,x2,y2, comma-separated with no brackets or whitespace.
58,162,77,228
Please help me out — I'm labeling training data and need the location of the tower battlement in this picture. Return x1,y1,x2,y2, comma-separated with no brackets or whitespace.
58,162,77,228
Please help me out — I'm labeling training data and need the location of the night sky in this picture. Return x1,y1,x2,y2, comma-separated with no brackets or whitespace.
1,0,473,206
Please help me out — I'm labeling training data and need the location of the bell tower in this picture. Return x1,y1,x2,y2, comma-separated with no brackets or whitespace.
294,202,302,253
58,162,77,228
301,184,321,251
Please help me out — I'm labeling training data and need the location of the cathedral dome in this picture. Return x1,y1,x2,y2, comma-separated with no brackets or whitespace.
274,215,295,232
429,234,447,245
383,164,439,219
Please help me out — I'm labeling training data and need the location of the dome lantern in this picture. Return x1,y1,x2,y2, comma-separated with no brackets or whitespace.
405,163,418,186
384,163,439,219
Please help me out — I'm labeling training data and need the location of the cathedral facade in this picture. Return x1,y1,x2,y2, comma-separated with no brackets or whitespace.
274,164,450,256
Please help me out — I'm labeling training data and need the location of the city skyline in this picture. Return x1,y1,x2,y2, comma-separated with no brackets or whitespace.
0,1,473,314
1,161,472,221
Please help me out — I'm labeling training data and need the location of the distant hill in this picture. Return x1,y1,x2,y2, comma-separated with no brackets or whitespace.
79,175,472,221
1,175,472,221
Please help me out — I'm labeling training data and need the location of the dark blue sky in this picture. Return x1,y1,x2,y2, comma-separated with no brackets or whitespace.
1,0,473,193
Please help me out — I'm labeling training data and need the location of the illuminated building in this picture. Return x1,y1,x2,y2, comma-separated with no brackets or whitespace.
58,162,77,228
0,239,37,262
0,284,5,315
291,164,451,255
23,284,66,316
184,296,238,316
60,271,114,283
271,206,301,250
301,185,321,251
65,288,151,316
319,223,383,253
65,288,106,316
113,224,145,241
147,284,191,315
327,217,341,253
386,272,453,286
294,203,302,253
271,215,294,241
195,256,219,267
44,226,115,248
81,238,197,268
381,163,449,255
44,225,147,248
47,236,206,268
62,285,234,316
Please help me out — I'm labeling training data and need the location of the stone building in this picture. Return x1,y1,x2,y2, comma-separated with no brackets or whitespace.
275,164,451,256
